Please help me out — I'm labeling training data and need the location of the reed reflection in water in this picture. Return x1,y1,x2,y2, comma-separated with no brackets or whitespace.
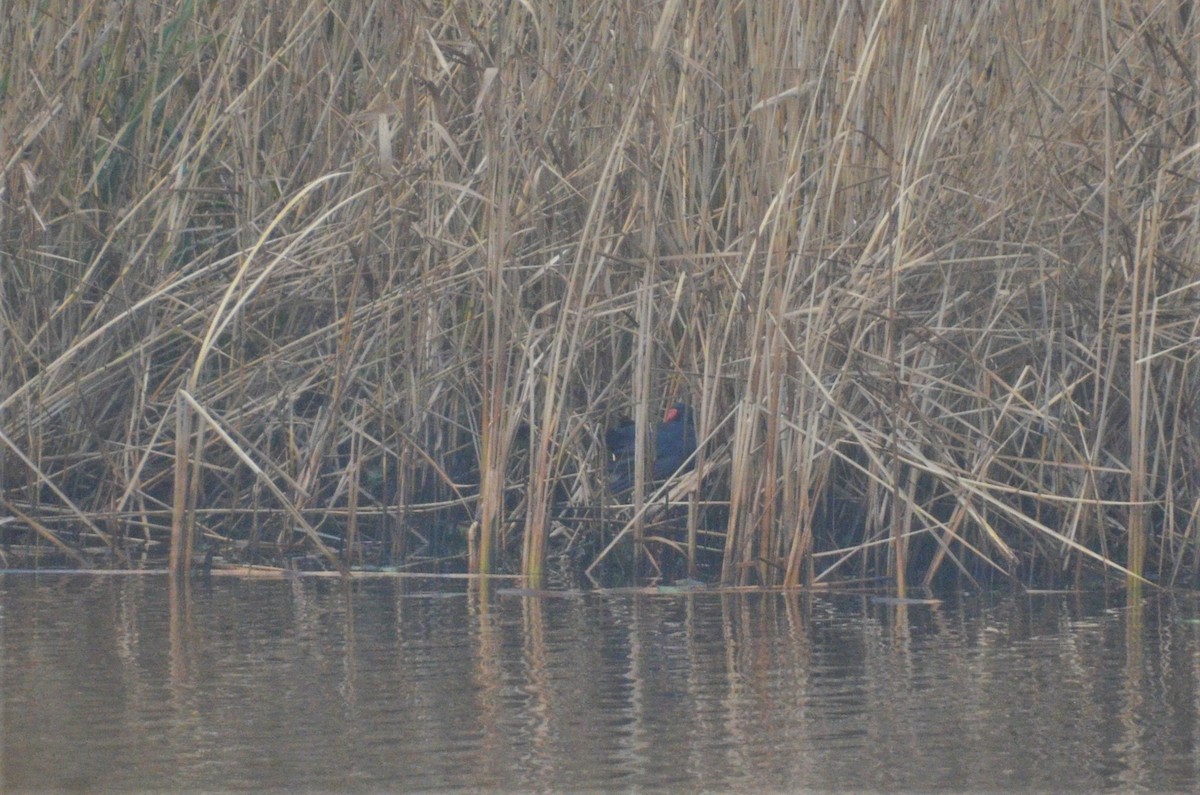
2,574,1198,791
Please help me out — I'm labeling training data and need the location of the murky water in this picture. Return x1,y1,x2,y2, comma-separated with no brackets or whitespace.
2,573,1199,792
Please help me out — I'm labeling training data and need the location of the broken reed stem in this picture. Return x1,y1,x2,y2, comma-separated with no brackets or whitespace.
170,391,192,579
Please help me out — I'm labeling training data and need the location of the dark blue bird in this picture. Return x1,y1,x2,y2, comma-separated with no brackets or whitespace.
607,403,697,497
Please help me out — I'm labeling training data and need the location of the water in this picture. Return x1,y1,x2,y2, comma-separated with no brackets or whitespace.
2,573,1198,792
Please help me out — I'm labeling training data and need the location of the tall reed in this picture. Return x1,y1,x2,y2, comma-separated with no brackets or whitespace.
3,1,1200,589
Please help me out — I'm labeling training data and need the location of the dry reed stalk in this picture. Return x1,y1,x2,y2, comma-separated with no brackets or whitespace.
2,0,1200,589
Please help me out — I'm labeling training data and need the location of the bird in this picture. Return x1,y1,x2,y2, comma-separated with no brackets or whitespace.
607,403,697,497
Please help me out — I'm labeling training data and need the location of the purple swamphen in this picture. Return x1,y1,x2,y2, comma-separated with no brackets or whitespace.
607,403,697,497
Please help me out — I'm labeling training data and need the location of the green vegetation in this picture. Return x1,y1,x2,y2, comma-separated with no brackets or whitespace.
2,1,1199,589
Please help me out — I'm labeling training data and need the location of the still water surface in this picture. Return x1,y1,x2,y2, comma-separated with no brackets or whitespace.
2,573,1199,791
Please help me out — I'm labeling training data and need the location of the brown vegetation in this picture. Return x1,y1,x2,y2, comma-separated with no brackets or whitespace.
3,1,1200,588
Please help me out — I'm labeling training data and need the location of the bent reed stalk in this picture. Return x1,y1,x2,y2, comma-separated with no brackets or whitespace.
3,1,1200,590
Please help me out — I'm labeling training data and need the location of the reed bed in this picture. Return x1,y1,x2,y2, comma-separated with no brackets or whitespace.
3,0,1200,589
